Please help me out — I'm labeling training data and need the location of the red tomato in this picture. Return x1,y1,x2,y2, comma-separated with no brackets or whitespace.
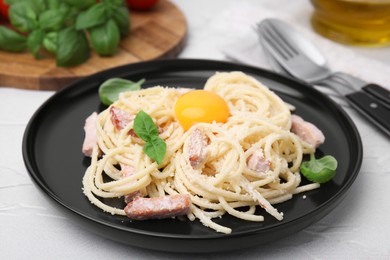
127,0,159,11
0,0,9,20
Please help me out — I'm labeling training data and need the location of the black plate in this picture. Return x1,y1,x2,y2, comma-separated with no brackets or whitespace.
22,59,363,253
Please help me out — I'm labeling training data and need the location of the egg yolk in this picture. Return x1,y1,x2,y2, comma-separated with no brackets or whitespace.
174,90,230,131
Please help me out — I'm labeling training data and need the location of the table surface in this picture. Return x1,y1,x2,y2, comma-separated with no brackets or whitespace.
1,0,390,259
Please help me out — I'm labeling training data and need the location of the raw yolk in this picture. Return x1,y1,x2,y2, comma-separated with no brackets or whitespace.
174,90,230,131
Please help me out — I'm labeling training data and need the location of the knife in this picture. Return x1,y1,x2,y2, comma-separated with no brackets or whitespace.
331,80,390,136
327,72,390,108
308,72,390,136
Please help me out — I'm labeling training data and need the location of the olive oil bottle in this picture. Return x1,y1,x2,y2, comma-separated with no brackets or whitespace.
310,0,390,47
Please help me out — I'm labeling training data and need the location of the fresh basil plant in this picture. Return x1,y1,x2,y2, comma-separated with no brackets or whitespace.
0,0,130,67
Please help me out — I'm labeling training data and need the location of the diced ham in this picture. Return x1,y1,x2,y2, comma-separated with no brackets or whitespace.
291,115,325,148
188,128,209,169
110,107,162,137
124,194,192,220
82,112,98,157
110,106,135,131
121,164,136,176
120,163,143,203
247,149,270,172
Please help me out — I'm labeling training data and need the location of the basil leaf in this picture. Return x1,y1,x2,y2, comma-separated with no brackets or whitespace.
110,0,125,6
0,26,27,52
112,5,130,37
99,78,144,106
143,136,166,165
75,3,107,30
9,2,39,32
29,0,47,12
300,154,338,183
27,29,45,59
133,110,159,142
39,7,69,31
89,19,120,56
46,0,63,9
56,27,90,67
5,0,18,4
133,111,167,165
64,0,96,9
43,32,58,54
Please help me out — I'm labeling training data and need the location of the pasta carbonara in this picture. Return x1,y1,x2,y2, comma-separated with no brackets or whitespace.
82,71,323,234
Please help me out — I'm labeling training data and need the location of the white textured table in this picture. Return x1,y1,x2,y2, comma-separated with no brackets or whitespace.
1,0,390,259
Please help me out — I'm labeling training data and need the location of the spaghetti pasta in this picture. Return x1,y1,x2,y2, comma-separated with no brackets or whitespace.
82,71,322,234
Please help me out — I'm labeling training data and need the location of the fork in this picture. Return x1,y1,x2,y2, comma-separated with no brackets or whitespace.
259,39,348,104
257,19,390,108
256,18,390,137
256,20,358,93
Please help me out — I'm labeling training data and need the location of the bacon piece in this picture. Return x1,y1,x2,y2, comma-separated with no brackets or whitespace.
82,112,98,157
120,164,143,203
124,195,192,220
109,107,162,137
110,106,135,131
247,149,270,172
188,128,208,169
291,115,325,148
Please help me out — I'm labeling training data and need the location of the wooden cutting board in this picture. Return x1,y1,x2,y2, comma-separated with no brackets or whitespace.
0,0,187,90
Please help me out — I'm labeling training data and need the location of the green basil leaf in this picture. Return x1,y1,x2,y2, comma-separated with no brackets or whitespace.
89,19,120,56
111,5,130,37
0,26,27,52
9,2,39,32
143,136,166,165
64,0,96,9
107,0,125,6
39,7,69,31
75,3,107,30
133,110,159,142
99,78,144,106
133,111,167,164
27,29,45,59
30,0,47,12
5,0,18,4
46,0,63,9
56,27,90,67
63,6,80,24
43,32,58,54
300,154,338,183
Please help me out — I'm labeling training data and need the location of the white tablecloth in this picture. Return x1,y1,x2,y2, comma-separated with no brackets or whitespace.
1,0,390,259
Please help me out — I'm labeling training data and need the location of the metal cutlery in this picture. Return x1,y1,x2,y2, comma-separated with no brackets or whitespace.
258,19,390,103
260,39,347,100
256,18,390,137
